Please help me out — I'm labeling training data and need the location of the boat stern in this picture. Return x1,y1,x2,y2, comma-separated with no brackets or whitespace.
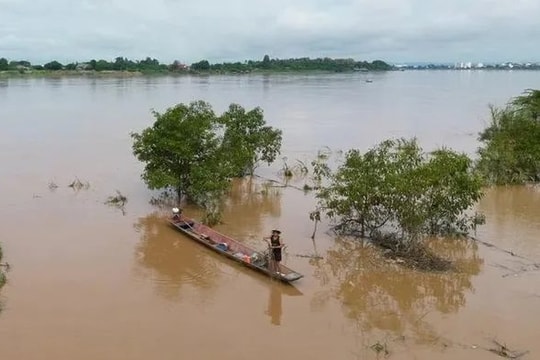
281,272,304,282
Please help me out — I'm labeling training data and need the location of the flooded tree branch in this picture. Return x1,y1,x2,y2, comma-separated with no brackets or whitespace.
488,339,529,359
105,190,128,215
470,236,540,277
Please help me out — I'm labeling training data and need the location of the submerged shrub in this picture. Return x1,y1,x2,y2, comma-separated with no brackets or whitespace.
477,89,540,184
315,138,484,246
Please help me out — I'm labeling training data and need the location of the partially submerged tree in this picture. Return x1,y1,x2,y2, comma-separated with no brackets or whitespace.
0,243,6,290
132,101,221,200
477,89,540,184
511,89,540,120
131,101,282,223
219,104,282,176
314,138,484,248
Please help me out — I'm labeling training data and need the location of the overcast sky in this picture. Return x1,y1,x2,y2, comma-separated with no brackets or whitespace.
1,0,539,64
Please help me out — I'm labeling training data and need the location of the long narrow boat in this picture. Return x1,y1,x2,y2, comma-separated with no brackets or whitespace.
168,212,304,283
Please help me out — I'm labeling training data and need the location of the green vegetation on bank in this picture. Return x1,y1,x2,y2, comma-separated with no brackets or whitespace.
0,244,6,290
0,55,393,76
131,101,282,224
476,89,540,184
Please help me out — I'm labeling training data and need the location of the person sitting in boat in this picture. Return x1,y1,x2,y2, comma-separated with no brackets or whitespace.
172,207,182,220
264,230,284,270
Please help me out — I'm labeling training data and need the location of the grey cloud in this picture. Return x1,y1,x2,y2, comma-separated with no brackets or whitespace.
0,0,539,64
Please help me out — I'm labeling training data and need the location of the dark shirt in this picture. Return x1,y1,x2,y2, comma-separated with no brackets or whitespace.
270,235,282,262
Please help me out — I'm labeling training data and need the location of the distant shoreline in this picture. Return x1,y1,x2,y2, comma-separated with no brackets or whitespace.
0,70,147,78
2,68,540,79
0,69,386,79
3,56,538,78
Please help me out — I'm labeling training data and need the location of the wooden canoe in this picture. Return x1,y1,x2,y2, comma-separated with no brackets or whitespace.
168,214,304,283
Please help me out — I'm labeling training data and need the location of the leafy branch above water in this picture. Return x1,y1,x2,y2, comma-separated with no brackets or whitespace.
67,177,90,191
0,243,8,293
105,190,128,215
476,89,540,185
312,138,485,270
131,100,282,225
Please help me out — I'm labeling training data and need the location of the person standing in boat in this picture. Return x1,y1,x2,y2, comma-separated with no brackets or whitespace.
264,229,284,272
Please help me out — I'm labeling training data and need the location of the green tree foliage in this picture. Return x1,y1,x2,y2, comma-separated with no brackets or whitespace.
511,89,540,120
219,104,282,176
137,57,167,72
477,89,540,184
315,138,484,245
131,101,282,221
132,101,220,200
191,57,393,73
0,243,6,290
168,60,188,72
191,60,211,71
64,62,77,70
92,59,114,71
113,57,131,71
43,60,64,70
262,55,271,69
0,56,392,74
8,60,31,69
0,57,8,71
85,57,164,72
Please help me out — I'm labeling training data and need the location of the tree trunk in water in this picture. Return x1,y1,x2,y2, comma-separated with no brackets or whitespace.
311,238,320,259
311,219,319,240
176,187,183,205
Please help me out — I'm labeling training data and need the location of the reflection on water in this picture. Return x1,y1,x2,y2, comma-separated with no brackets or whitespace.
133,179,283,300
42,77,65,89
313,238,483,340
133,212,220,301
224,177,281,213
150,178,282,240
265,282,303,326
215,177,282,243
266,284,283,325
262,73,271,93
477,186,540,258
480,185,540,223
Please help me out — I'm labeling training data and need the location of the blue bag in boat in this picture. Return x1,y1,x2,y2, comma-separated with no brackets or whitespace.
215,243,228,251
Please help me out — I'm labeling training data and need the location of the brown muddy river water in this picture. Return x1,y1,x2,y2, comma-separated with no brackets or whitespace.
1,71,540,359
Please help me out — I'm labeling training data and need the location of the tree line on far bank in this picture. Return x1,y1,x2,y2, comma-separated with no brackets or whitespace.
0,55,393,74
